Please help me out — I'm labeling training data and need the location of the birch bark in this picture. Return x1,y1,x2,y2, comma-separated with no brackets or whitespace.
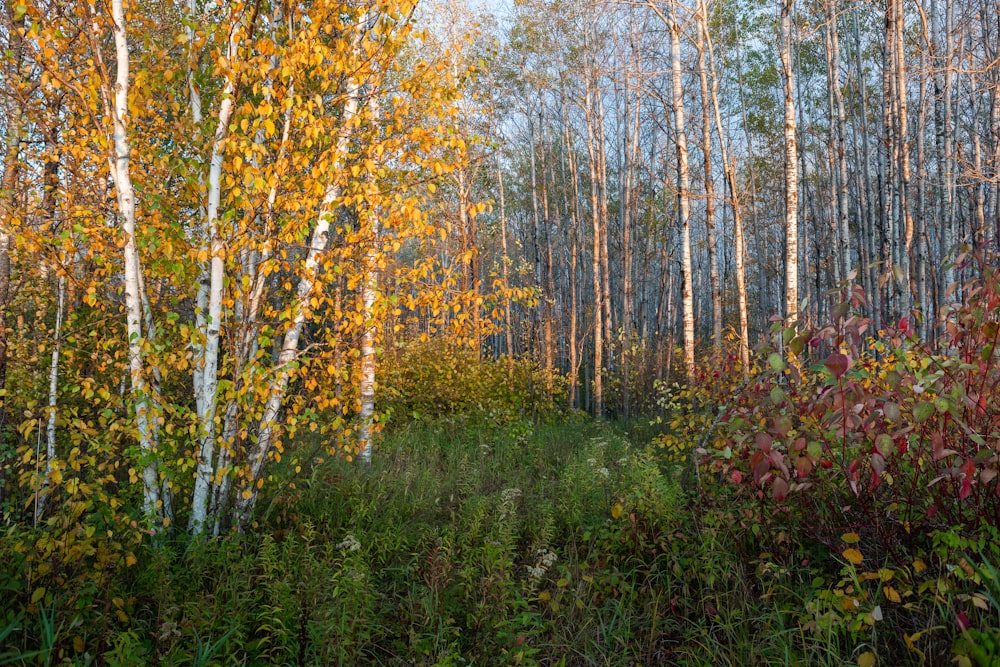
779,0,800,325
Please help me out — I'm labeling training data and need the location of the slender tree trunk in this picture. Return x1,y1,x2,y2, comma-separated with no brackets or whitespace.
853,9,882,329
830,0,852,289
696,0,721,355
497,161,514,361
824,5,844,297
916,52,930,337
36,276,65,523
190,16,241,535
621,58,638,417
780,0,800,326
584,80,604,417
357,92,382,466
892,0,914,315
562,96,581,409
939,0,957,299
88,0,163,523
596,92,613,352
705,16,751,372
669,3,695,379
528,113,543,361
539,114,555,394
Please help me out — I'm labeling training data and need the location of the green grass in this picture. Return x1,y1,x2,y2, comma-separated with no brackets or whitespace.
1,415,989,665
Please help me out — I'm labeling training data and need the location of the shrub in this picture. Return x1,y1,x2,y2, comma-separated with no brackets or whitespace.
381,338,564,425
654,253,1000,663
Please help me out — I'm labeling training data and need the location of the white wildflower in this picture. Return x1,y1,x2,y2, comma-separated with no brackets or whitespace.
586,457,597,467
501,487,522,503
597,467,610,478
913,384,925,394
537,548,558,568
337,534,361,552
526,565,546,579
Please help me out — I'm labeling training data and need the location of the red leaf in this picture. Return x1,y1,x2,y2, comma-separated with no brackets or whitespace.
796,456,813,478
898,316,909,333
756,432,773,454
960,460,975,500
772,477,789,502
871,453,885,476
825,352,851,379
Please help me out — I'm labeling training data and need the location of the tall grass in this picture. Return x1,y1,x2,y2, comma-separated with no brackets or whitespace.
3,415,990,664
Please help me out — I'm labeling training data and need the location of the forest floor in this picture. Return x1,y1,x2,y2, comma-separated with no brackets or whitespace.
2,414,993,665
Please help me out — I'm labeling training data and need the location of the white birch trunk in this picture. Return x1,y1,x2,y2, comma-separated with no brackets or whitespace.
103,0,162,522
696,0,721,355
779,0,800,325
669,3,696,379
187,0,209,426
35,275,65,523
189,19,240,535
357,93,381,465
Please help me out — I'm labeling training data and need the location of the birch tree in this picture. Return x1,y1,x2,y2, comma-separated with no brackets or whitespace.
779,0,799,325
84,0,163,523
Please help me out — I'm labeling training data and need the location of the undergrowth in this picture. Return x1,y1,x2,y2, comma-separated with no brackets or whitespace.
4,410,995,665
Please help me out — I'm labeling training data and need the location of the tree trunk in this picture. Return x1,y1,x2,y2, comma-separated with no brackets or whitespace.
696,0,721,355
190,16,241,535
669,2,696,379
88,0,163,523
780,0,800,325
705,12,751,372
584,79,604,417
357,92,382,466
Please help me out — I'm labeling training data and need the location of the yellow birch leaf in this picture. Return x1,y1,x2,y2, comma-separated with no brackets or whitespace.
842,548,864,565
858,652,876,667
883,586,901,603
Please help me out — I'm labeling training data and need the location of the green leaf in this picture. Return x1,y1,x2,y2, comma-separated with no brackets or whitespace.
768,353,786,372
913,401,935,422
806,441,823,461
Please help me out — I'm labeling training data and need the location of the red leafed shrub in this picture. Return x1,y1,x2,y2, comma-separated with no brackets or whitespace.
699,255,1000,556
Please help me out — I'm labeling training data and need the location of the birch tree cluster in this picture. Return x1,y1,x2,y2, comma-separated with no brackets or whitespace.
472,0,1000,416
0,0,479,534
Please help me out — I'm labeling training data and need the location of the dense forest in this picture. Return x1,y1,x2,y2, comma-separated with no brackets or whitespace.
1,0,999,663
